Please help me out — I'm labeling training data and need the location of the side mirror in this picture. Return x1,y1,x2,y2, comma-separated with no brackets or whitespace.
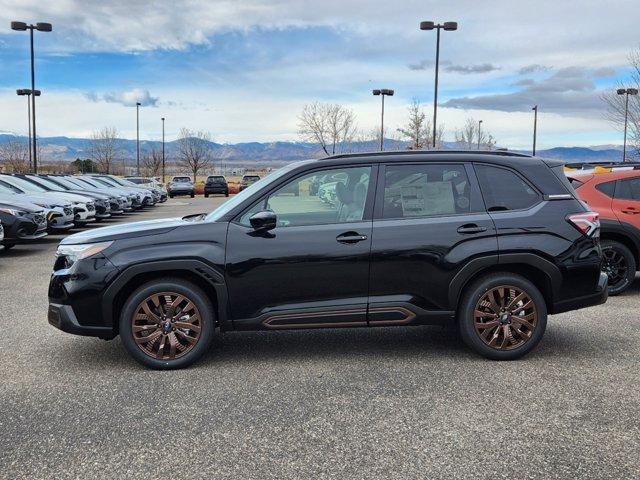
249,210,277,231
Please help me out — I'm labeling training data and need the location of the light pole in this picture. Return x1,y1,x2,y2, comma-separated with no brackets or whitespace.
161,117,166,183
136,102,141,175
16,89,40,170
11,21,52,174
372,89,394,151
477,119,483,150
617,88,638,162
420,20,457,148
532,105,538,156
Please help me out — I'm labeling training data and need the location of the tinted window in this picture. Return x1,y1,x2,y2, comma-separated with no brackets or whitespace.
173,177,191,183
568,178,584,189
382,164,475,218
239,166,371,227
616,178,640,200
475,165,539,211
595,181,615,198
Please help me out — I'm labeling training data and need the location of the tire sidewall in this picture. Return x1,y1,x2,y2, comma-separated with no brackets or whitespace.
119,279,215,369
601,240,636,295
458,273,548,360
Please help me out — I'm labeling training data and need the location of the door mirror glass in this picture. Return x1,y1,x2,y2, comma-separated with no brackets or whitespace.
249,210,277,231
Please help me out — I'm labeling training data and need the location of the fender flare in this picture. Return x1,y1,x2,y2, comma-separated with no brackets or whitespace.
102,259,228,329
448,253,561,308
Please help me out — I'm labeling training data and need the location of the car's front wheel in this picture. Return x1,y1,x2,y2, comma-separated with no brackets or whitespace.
601,239,636,295
119,278,216,369
458,273,547,360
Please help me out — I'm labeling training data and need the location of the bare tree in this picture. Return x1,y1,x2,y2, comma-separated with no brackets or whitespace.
396,99,444,149
176,128,212,181
455,118,496,150
0,139,30,172
142,148,163,177
298,102,357,155
89,127,119,174
602,48,640,157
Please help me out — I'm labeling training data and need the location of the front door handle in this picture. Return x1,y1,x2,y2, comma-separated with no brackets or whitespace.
457,224,487,234
336,232,368,244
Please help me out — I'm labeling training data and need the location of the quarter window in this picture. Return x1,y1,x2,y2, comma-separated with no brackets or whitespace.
475,164,539,211
239,166,372,227
382,164,476,218
595,181,615,198
615,178,640,200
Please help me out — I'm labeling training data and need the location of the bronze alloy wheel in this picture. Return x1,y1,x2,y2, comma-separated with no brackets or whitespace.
473,285,538,351
131,292,202,360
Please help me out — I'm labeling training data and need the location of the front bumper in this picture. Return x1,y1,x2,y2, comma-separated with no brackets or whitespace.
47,209,75,231
48,303,115,339
551,271,608,314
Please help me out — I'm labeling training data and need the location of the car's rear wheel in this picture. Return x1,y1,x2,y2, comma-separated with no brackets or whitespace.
204,193,209,198
601,239,635,295
190,192,195,198
458,273,547,360
2,243,15,251
225,190,229,197
119,278,215,369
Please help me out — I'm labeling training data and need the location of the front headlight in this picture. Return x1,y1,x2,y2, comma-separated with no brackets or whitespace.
0,207,26,216
55,241,113,266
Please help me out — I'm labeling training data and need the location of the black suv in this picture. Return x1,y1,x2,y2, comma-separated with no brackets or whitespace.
48,151,607,369
238,174,260,192
204,175,229,197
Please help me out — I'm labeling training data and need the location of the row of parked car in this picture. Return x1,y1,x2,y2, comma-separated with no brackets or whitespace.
166,174,261,198
0,173,167,251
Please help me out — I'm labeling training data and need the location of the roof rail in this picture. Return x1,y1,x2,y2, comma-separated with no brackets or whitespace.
565,161,640,170
323,149,532,160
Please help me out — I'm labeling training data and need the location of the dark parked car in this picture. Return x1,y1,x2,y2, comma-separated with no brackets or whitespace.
204,175,229,197
49,151,607,369
1,199,48,250
238,174,260,192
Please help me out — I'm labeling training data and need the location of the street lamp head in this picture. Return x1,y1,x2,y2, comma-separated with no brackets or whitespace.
36,22,52,32
442,22,458,31
380,89,394,96
372,89,381,96
16,89,28,96
11,21,28,31
33,89,41,96
479,120,483,124
420,21,435,30
629,88,639,96
617,88,627,95
161,117,165,121
136,102,142,106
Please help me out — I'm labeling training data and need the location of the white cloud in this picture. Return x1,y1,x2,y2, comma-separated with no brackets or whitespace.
85,89,158,107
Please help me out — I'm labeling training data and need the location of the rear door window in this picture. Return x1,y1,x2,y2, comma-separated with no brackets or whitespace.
595,181,616,198
382,164,477,218
475,164,540,211
615,177,640,200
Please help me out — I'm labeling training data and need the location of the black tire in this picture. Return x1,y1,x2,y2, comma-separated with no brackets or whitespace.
458,272,547,360
169,194,174,198
2,243,15,251
204,193,209,198
190,192,195,198
225,190,229,197
119,278,216,369
601,239,636,295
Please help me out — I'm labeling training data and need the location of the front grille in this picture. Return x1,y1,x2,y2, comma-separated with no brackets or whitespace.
34,214,46,226
63,207,73,216
86,204,95,211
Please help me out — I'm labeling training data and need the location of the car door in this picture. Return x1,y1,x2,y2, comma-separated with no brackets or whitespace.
612,176,640,230
368,162,497,324
225,164,376,329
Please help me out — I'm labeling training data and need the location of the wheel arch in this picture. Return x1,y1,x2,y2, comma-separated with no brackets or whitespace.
103,260,228,335
449,254,559,314
599,221,640,271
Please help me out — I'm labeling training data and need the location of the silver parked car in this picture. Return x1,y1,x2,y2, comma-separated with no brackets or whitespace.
167,176,195,198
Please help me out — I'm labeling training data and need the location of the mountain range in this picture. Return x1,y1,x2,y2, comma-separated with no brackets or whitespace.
0,134,633,164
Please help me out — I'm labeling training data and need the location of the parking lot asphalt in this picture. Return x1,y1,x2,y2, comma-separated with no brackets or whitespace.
1,196,639,479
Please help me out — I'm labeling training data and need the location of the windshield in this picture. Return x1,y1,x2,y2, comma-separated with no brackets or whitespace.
111,177,137,187
2,176,47,193
173,177,191,183
64,177,94,189
0,180,22,194
26,175,61,190
206,162,306,222
46,177,77,190
93,177,120,187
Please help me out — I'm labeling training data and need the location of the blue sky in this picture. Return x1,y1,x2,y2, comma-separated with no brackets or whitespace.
0,0,638,149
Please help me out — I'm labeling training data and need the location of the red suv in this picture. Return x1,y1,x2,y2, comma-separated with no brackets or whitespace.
567,165,640,295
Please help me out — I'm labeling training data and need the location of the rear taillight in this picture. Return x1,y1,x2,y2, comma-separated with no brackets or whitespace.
567,211,599,236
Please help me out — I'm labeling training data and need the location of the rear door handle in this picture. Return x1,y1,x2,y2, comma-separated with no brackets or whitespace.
336,232,368,244
622,207,640,215
457,224,487,234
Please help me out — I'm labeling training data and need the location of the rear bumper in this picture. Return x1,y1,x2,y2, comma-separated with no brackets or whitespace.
551,271,608,314
48,303,115,339
205,186,228,193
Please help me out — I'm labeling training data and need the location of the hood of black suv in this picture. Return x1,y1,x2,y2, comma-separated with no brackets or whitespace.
60,216,201,245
